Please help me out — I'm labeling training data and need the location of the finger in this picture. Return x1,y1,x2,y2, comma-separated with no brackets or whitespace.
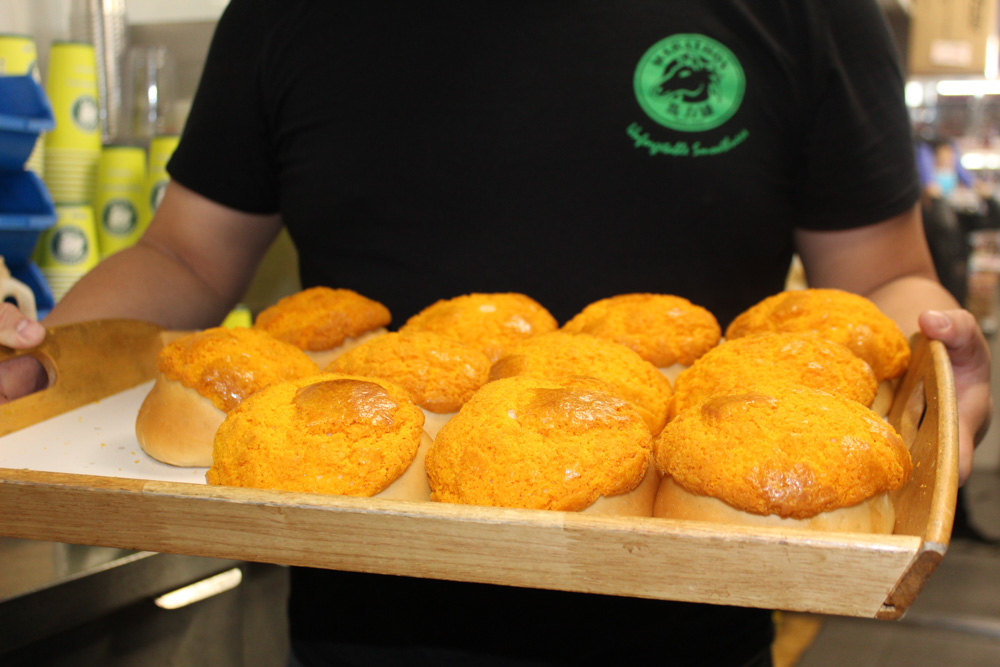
957,384,991,484
959,419,977,486
917,309,989,372
0,303,46,349
0,355,48,404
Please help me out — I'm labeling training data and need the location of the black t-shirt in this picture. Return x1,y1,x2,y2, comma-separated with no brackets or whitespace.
168,1,919,664
170,0,919,327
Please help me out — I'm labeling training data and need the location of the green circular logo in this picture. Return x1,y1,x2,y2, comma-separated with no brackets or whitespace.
50,227,89,264
72,95,99,133
102,199,138,236
634,34,745,132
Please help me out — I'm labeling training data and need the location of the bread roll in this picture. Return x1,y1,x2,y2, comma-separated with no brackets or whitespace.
136,376,226,467
725,288,910,382
653,476,895,533
426,376,655,516
253,286,392,366
489,331,673,435
136,327,320,467
207,373,428,500
326,330,492,438
399,292,558,362
669,332,879,420
653,386,911,534
562,293,721,368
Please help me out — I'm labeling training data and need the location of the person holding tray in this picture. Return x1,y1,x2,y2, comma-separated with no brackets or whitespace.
0,0,992,665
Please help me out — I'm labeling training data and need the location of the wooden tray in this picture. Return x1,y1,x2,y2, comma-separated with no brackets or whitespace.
0,320,958,619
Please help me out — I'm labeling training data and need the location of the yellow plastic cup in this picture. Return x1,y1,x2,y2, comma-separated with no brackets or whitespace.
221,304,253,329
0,34,45,174
36,204,100,301
94,145,150,258
147,134,179,212
0,33,39,79
44,41,101,152
36,204,100,271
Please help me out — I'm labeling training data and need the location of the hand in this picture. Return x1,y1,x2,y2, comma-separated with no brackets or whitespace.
0,302,48,404
918,309,992,486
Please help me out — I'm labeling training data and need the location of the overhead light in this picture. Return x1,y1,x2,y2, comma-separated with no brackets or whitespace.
936,80,1000,96
961,152,1000,170
905,81,925,107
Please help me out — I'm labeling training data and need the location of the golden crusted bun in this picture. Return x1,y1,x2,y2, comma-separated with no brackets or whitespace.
135,375,226,467
653,477,896,533
653,386,911,527
326,331,492,415
399,292,558,362
153,326,321,412
253,287,391,364
207,373,427,498
136,327,320,467
426,376,654,514
670,332,878,419
489,331,673,435
725,288,910,381
562,293,721,367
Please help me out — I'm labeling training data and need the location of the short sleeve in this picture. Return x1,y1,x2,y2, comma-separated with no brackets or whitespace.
166,0,279,214
795,0,920,230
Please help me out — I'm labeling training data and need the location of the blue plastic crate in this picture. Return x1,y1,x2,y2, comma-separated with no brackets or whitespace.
0,170,57,265
0,75,55,171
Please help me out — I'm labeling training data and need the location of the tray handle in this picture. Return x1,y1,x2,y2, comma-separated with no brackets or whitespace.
0,319,168,437
878,333,959,619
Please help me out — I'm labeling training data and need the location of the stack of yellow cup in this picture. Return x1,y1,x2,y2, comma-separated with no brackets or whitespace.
0,33,45,175
147,134,179,214
34,204,100,301
94,144,150,258
43,41,102,204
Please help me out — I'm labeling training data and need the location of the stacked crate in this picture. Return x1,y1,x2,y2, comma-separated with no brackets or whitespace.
0,75,57,319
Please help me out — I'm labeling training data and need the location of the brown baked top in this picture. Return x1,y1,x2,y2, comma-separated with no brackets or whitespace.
724,288,910,381
399,292,558,362
562,293,721,367
654,385,912,519
489,331,673,435
156,327,320,412
326,330,492,413
253,286,391,351
670,332,878,419
426,376,652,511
207,373,424,495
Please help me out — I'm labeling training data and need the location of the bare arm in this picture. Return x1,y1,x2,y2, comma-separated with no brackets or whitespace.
0,180,282,403
795,203,956,332
44,179,282,330
796,203,991,484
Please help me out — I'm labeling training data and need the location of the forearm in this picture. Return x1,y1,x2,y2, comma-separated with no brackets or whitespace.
42,239,237,331
864,275,961,337
796,205,961,335
40,181,283,331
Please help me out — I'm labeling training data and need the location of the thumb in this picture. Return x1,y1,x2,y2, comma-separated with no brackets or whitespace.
917,309,987,369
0,304,46,349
